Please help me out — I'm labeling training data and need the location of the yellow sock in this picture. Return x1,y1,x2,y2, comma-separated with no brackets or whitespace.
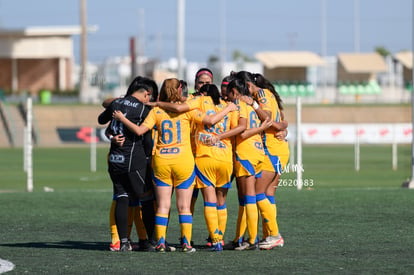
245,195,258,245
256,193,278,236
266,195,279,237
109,200,119,244
217,204,227,240
134,205,148,241
155,213,169,245
234,197,246,243
267,195,278,236
203,202,220,243
179,213,193,246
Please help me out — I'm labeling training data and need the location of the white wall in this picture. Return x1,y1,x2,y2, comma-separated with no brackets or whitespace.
0,36,73,58
288,123,411,144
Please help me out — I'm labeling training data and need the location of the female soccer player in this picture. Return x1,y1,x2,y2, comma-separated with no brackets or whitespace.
98,78,152,252
193,67,214,95
192,84,244,251
112,78,236,253
189,68,214,219
100,76,158,252
220,75,235,102
148,80,239,248
234,71,288,250
223,78,273,250
252,74,290,243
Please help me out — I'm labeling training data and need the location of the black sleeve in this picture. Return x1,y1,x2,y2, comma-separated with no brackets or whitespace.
143,131,153,158
98,108,112,125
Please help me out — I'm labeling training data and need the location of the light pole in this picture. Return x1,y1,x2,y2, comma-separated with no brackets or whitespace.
177,0,185,80
79,0,88,103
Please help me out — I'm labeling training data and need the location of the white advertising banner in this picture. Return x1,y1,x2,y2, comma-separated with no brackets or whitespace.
288,123,412,144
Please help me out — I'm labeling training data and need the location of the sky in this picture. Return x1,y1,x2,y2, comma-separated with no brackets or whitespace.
0,0,412,65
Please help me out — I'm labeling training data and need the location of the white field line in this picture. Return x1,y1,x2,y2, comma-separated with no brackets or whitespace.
0,258,15,274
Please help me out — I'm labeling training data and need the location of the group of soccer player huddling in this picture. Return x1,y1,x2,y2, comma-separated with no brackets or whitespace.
98,67,289,253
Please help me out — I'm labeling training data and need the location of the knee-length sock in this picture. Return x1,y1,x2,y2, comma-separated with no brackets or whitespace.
134,205,148,241
203,202,220,243
115,196,129,243
109,199,119,245
217,203,227,240
245,195,258,245
179,213,193,246
127,201,138,239
155,213,169,246
262,195,277,238
233,196,246,243
256,193,278,237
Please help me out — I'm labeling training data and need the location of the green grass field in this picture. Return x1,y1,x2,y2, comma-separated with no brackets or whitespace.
1,145,414,274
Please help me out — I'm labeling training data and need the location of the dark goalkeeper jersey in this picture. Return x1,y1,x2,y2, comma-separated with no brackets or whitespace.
98,96,151,175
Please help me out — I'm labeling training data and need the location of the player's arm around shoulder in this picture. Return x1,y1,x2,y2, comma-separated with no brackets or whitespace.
112,110,150,136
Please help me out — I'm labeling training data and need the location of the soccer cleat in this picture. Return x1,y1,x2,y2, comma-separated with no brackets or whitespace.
206,236,212,247
181,243,196,253
206,236,224,247
131,243,140,251
224,241,243,250
234,242,259,251
137,239,155,252
119,241,132,252
259,234,284,250
109,241,120,252
165,241,176,252
210,242,223,252
122,238,137,251
155,243,166,253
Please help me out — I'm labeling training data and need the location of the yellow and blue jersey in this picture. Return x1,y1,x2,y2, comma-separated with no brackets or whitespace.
193,97,238,163
142,106,204,188
185,94,204,110
233,99,264,177
192,97,238,189
143,107,201,160
256,88,289,172
185,95,204,155
256,88,283,147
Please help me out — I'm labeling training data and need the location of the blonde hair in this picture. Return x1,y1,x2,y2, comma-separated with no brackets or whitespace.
159,78,181,102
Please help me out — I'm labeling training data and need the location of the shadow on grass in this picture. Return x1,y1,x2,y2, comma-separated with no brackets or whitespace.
0,241,216,252
0,241,107,251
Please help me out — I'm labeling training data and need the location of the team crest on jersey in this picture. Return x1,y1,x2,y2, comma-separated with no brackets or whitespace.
254,141,264,150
